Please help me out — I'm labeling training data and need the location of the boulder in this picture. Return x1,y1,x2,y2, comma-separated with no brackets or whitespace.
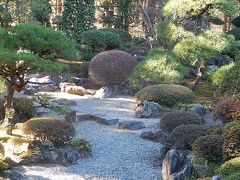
65,86,86,96
135,101,164,118
118,121,145,130
162,150,193,180
190,104,208,117
140,129,173,145
59,82,75,92
94,85,133,99
24,76,57,95
208,54,234,66
212,176,221,180
207,65,218,73
65,111,77,123
77,114,119,125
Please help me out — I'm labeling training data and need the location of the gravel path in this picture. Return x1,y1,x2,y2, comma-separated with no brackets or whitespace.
17,93,162,180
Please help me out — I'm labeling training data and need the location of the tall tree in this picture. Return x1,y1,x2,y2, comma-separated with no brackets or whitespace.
61,0,95,42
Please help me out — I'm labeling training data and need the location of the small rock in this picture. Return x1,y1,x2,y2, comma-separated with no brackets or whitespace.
140,129,173,145
94,85,133,99
136,100,164,118
212,176,221,180
65,111,77,123
118,121,145,130
162,150,193,180
77,114,119,125
57,147,79,165
52,99,77,106
190,104,208,116
59,82,75,92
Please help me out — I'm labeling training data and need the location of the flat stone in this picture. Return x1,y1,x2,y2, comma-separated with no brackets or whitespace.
77,114,119,125
52,99,77,106
118,121,145,130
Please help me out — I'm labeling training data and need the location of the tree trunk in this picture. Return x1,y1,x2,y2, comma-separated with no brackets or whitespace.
4,83,14,125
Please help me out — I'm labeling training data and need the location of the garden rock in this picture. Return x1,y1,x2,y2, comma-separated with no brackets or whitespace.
207,65,218,73
94,85,133,99
65,111,77,123
64,85,86,96
24,76,57,95
140,129,173,145
190,104,208,117
212,176,221,180
59,82,75,92
208,54,234,66
135,100,164,118
77,114,119,125
162,150,193,180
118,121,145,130
52,99,77,106
5,169,27,180
56,147,79,164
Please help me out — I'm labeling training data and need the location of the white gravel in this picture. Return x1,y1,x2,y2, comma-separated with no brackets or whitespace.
12,92,162,180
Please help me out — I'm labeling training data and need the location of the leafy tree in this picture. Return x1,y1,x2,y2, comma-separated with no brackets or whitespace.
30,0,52,26
0,4,12,26
0,24,78,126
61,0,95,42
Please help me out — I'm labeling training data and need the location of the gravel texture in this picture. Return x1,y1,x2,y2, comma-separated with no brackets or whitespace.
13,92,162,180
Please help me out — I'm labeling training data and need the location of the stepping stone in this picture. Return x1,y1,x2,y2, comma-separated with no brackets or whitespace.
52,99,77,106
118,121,145,130
77,114,119,125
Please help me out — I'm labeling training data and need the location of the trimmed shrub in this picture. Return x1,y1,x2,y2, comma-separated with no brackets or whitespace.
222,172,240,180
211,64,234,85
0,158,9,175
129,48,188,90
171,124,206,150
99,28,132,42
192,135,224,163
89,50,137,86
231,16,240,27
160,111,204,132
219,157,240,176
21,117,75,145
135,84,195,107
79,29,121,61
0,98,35,123
223,123,240,160
214,61,240,99
213,99,240,123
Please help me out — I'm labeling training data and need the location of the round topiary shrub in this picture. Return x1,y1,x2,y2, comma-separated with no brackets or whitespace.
135,84,195,107
99,28,132,42
160,111,204,132
89,50,137,86
192,135,224,163
223,123,240,160
219,156,240,177
0,98,35,123
213,99,240,124
21,117,75,145
171,124,206,150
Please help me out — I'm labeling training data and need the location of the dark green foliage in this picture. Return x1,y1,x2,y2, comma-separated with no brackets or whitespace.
99,28,132,42
5,24,79,60
227,28,240,40
219,157,240,177
89,50,137,86
223,123,240,160
213,99,240,123
129,48,188,90
171,124,206,150
135,84,195,107
61,0,95,41
30,0,52,26
210,16,224,25
213,61,240,99
79,29,121,60
0,5,12,27
21,117,76,145
231,16,240,27
0,98,35,123
222,172,240,180
160,111,204,132
192,135,224,163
